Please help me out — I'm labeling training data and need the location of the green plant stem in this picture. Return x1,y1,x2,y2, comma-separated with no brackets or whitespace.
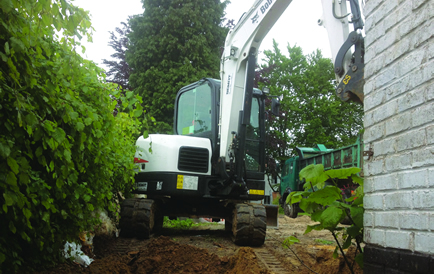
355,237,363,254
270,235,319,274
332,231,354,274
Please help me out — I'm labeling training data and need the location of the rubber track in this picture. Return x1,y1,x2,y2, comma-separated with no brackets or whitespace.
232,204,266,247
119,198,155,239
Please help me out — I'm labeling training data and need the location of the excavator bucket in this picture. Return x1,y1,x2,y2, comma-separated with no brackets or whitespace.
264,204,279,229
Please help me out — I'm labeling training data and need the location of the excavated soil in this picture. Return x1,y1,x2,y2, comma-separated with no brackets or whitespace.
39,215,363,274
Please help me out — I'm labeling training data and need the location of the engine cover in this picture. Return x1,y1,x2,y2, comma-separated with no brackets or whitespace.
134,134,212,175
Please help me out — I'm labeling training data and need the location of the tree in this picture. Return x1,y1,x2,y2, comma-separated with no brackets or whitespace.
127,0,229,132
0,0,144,271
103,21,132,90
258,41,364,174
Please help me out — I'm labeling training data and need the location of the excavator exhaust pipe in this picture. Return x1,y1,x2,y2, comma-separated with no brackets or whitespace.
265,204,279,229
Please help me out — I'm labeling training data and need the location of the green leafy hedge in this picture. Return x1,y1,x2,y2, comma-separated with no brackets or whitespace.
0,0,145,271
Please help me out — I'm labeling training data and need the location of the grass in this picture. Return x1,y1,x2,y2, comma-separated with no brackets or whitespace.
163,217,221,229
314,238,335,245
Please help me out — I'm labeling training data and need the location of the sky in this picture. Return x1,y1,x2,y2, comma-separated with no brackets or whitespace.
72,0,333,70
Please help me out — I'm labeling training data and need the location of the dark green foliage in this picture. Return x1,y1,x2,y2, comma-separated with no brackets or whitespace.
127,0,229,132
258,41,363,164
103,21,132,90
286,164,364,270
0,0,144,271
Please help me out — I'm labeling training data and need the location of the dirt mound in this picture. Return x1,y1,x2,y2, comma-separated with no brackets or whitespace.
37,216,364,273
85,236,267,274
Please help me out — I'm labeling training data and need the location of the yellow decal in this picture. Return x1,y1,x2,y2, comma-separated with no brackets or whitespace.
177,175,183,189
249,189,265,195
343,75,351,85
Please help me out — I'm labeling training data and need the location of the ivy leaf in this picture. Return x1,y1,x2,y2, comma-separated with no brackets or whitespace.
9,221,16,234
133,109,142,118
42,212,50,223
23,208,32,220
69,111,79,120
64,149,72,162
76,122,85,131
43,121,55,132
0,142,11,158
84,117,92,126
25,113,38,127
35,146,43,157
6,172,17,186
126,91,134,99
3,192,14,206
4,41,10,55
7,157,19,174
0,0,13,13
83,195,91,202
52,128,66,143
0,252,5,265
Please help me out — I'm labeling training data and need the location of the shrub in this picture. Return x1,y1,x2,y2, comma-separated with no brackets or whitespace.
0,1,145,271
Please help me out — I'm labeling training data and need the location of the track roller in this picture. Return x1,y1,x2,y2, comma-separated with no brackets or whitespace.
119,198,156,239
231,203,266,247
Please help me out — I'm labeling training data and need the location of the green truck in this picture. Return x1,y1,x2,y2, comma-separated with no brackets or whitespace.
278,136,364,218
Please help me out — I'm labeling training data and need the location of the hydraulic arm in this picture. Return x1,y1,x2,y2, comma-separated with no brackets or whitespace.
320,0,365,104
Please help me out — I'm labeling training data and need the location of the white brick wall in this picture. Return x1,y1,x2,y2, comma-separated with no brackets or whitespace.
363,0,434,255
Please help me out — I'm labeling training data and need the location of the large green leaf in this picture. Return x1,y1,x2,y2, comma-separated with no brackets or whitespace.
299,198,321,214
351,174,364,186
307,186,342,206
304,223,323,234
350,206,364,228
325,167,361,179
346,225,361,237
300,164,326,182
286,191,309,204
319,206,345,230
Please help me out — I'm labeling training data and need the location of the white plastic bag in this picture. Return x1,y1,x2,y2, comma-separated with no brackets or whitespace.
63,241,94,267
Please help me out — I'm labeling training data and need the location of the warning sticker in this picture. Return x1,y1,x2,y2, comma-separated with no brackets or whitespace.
176,175,198,190
248,189,265,195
